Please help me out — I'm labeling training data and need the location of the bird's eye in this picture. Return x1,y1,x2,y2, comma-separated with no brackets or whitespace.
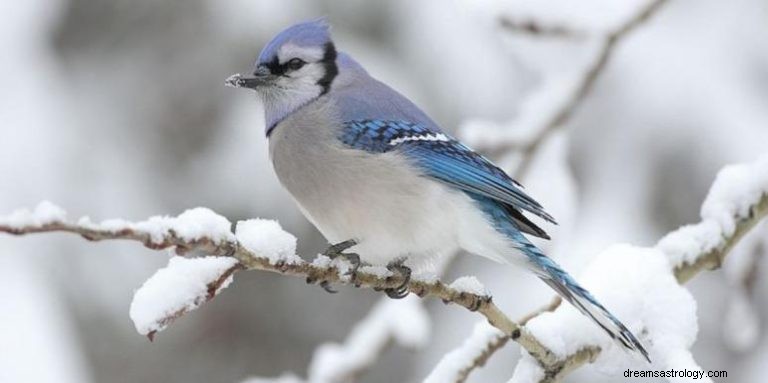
286,58,306,71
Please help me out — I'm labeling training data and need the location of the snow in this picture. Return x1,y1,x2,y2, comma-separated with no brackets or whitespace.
655,220,723,268
359,265,392,278
77,207,235,245
520,245,700,379
449,276,490,296
133,208,235,244
506,353,545,383
412,270,439,284
129,256,239,337
0,200,66,228
424,321,504,383
236,219,301,264
659,154,768,268
307,296,430,382
311,254,333,268
170,208,235,243
506,155,768,380
700,155,768,236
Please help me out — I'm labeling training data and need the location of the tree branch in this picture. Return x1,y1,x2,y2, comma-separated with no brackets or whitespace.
498,18,585,39
470,0,669,180
674,194,768,283
0,207,558,367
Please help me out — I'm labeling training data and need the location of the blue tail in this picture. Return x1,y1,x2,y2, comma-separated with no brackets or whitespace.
520,241,650,362
470,194,650,361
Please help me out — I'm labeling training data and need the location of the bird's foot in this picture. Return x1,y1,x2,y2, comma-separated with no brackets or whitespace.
321,239,362,288
384,259,411,299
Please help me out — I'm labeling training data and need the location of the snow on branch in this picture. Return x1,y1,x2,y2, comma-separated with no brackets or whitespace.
3,154,765,382
505,155,768,383
462,0,670,179
0,203,557,364
129,256,242,340
424,321,506,383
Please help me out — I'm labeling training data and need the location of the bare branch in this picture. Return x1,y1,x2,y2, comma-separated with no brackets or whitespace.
498,18,585,38
474,0,670,180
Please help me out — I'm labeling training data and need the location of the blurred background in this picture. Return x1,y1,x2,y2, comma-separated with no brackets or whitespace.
1,0,767,382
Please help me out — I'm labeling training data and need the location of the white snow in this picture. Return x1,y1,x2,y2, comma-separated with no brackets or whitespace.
310,254,333,268
412,270,439,284
520,245,700,379
133,208,235,245
170,208,235,243
307,296,429,382
236,219,301,265
506,353,545,383
129,256,239,337
701,155,768,236
449,276,490,296
76,207,235,245
424,321,504,383
359,265,392,278
0,200,66,228
659,154,768,268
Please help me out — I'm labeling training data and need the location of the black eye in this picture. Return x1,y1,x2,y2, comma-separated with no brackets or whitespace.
286,58,306,71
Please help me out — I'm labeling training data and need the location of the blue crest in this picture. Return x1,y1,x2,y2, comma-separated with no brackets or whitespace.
258,18,332,65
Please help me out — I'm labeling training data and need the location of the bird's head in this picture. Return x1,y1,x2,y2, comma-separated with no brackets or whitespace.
226,19,339,134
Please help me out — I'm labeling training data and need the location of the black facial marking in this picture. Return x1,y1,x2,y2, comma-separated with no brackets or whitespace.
263,56,283,76
317,42,338,95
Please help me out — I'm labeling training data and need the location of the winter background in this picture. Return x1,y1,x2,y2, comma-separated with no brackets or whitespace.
1,0,767,382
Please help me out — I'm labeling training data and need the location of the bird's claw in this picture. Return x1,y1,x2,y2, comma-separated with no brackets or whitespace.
384,260,411,299
320,280,337,294
323,239,362,285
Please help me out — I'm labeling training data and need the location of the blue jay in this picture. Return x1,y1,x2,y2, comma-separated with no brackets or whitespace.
226,19,649,361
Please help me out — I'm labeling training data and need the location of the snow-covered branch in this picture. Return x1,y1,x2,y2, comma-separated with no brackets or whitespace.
462,0,670,179
0,203,556,363
3,154,765,383
507,155,768,383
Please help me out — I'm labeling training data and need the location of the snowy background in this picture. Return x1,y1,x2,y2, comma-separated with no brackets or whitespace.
1,0,767,382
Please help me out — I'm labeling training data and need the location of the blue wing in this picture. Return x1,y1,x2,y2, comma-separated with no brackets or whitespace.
339,119,556,235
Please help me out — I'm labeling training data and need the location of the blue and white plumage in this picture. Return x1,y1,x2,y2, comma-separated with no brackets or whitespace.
227,19,650,361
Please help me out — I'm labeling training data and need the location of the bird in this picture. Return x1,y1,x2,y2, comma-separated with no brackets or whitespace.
226,19,650,362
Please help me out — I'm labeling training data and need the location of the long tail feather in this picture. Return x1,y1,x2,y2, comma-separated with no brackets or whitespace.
521,243,650,362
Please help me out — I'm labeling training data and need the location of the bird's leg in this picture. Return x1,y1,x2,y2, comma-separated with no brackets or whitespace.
384,259,411,299
319,239,362,289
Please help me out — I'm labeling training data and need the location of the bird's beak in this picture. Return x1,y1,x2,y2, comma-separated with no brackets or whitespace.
225,68,273,90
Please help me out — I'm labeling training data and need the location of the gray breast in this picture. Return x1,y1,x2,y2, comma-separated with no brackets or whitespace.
267,97,463,264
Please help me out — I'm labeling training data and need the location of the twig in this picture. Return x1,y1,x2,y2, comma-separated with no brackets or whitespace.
481,0,670,180
498,18,585,38
675,195,768,283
